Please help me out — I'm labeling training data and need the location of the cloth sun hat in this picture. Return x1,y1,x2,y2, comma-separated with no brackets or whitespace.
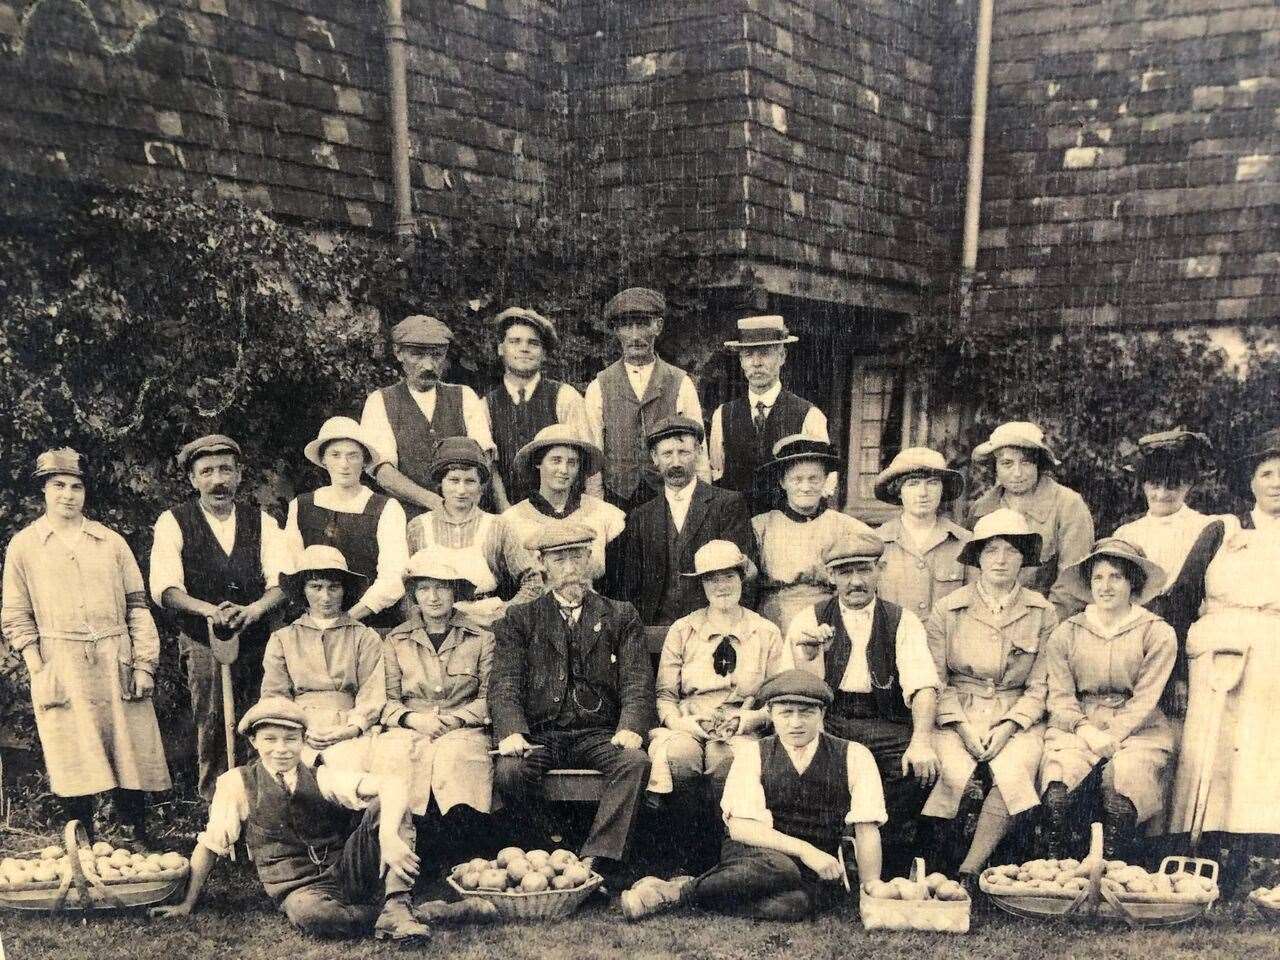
427,436,492,486
757,669,833,708
680,539,756,580
176,434,241,473
1121,428,1212,480
723,315,799,349
303,416,383,469
494,305,558,352
972,421,1061,468
822,530,886,569
391,315,454,347
873,447,966,505
33,447,86,483
957,507,1043,568
281,544,367,601
1060,537,1167,606
603,287,665,325
402,550,477,602
513,424,604,479
646,414,705,449
238,697,308,736
525,519,596,555
755,434,839,481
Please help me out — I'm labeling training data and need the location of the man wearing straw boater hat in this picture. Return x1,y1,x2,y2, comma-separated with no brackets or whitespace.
149,434,290,802
583,287,709,513
709,315,831,513
360,314,503,520
484,306,593,508
621,669,886,922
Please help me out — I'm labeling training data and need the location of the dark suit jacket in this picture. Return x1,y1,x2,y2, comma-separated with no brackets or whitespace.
610,479,757,625
489,591,654,740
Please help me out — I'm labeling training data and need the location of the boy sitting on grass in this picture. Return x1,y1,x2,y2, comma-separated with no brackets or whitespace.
622,669,885,920
151,698,452,941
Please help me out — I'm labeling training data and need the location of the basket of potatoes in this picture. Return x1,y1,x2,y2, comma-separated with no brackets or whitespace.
1248,884,1280,919
446,847,601,920
0,821,189,913
846,853,970,934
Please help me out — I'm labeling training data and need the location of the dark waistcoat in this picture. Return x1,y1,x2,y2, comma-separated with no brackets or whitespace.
760,732,852,853
815,597,909,724
172,500,268,647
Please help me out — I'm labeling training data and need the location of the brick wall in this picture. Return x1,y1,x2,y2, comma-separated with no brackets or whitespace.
974,0,1280,329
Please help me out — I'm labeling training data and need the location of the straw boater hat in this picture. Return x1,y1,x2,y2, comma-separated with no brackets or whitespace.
1121,428,1212,481
822,530,886,569
176,434,241,472
391,315,454,347
281,544,367,600
957,508,1043,568
972,421,1061,468
238,697,308,736
756,669,834,708
680,539,757,580
1061,537,1167,606
723,315,799,349
525,520,596,556
873,447,966,505
303,416,383,469
494,306,558,352
755,434,839,482
513,424,604,478
33,447,86,483
427,436,492,486
402,550,477,602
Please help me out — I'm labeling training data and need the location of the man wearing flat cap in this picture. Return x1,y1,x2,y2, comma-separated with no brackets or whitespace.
360,314,502,520
621,669,886,922
709,315,832,513
149,434,290,801
490,521,654,893
611,415,756,632
583,287,709,513
784,530,940,873
484,306,594,508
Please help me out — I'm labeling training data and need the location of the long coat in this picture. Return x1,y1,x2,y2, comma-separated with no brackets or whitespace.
489,591,654,740
875,516,972,621
609,479,756,625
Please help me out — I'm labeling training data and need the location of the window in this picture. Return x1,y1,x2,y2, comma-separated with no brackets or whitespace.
844,359,930,518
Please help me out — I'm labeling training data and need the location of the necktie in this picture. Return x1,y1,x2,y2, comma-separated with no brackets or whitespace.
516,386,526,405
754,400,767,435
559,603,582,627
276,771,291,795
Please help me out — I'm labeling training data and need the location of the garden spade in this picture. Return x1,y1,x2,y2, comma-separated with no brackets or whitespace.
1190,649,1248,850
207,618,241,861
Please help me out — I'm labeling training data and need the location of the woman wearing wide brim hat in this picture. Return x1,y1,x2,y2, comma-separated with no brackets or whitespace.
1111,429,1214,600
285,416,408,632
1148,425,1280,894
406,436,542,628
264,544,385,770
646,541,782,817
751,435,877,635
922,508,1056,888
1039,538,1177,862
368,551,496,850
502,424,623,587
2,447,172,848
873,447,972,620
967,421,1095,623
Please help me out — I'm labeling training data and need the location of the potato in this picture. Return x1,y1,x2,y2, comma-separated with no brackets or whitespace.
924,871,948,894
562,865,591,888
159,852,186,871
91,841,114,857
465,857,490,874
32,862,59,883
551,874,575,891
519,871,549,893
536,864,557,881
1126,877,1155,894
936,880,967,901
495,847,526,868
895,879,926,901
549,849,577,871
506,858,532,884
525,850,551,868
864,879,895,899
39,845,61,860
478,868,509,891
459,871,481,891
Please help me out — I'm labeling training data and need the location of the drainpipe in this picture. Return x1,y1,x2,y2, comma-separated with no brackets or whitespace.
384,0,414,243
961,0,995,274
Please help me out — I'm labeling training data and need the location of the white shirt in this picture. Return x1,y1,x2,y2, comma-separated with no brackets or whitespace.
551,590,584,626
721,736,887,829
664,478,697,532
149,505,288,606
708,382,833,494
784,602,939,705
283,486,409,615
1251,507,1280,532
359,382,496,471
1113,505,1212,592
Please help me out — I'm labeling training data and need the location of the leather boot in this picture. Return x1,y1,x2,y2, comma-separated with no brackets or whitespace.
620,875,694,921
374,894,432,941
1042,782,1070,861
1101,789,1137,863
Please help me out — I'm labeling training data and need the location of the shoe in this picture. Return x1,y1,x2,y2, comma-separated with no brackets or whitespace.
108,823,153,854
374,895,432,941
620,875,694,921
589,857,642,895
413,898,499,926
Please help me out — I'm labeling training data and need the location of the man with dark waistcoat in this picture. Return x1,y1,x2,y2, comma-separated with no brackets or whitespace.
149,434,289,801
583,287,708,513
611,415,756,630
484,306,593,508
785,531,940,873
490,521,654,893
360,315,502,520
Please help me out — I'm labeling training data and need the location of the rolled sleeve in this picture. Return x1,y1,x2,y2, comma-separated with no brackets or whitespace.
844,741,888,826
555,383,590,440
461,385,496,456
258,513,287,590
356,498,408,615
316,766,371,810
360,390,398,470
894,610,940,706
148,511,186,605
720,739,772,828
675,374,711,483
195,769,251,856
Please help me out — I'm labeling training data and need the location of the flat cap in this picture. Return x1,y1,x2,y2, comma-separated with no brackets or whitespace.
238,697,308,735
495,306,558,351
823,531,886,568
525,519,596,555
392,314,454,347
646,414,705,448
603,287,665,324
757,668,833,707
177,434,241,472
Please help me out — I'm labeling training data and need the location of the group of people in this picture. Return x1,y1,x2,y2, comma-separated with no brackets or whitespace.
2,286,1279,941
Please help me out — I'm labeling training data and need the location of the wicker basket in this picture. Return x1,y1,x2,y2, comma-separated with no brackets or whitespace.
0,821,188,913
446,871,602,921
1248,889,1280,919
842,851,970,934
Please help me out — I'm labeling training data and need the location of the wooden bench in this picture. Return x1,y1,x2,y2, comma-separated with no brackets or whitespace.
543,768,606,803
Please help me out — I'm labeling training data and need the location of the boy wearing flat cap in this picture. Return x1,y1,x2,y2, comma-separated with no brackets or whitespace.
149,434,290,801
151,698,438,941
583,287,709,513
621,669,885,921
360,315,503,519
